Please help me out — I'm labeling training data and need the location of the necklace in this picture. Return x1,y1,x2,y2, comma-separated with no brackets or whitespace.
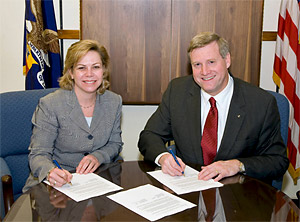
80,101,96,109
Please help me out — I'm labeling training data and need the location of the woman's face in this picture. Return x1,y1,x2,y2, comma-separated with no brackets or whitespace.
70,50,103,96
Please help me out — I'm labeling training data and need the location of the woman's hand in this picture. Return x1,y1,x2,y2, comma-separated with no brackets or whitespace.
47,168,73,187
76,154,100,174
48,187,70,208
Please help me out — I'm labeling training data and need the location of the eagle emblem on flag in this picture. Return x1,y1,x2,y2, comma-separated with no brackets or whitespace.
23,0,61,90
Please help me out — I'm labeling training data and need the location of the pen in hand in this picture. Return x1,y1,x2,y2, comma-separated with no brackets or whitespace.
168,148,185,176
53,159,72,185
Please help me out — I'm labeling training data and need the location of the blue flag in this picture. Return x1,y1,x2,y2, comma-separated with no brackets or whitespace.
23,0,62,89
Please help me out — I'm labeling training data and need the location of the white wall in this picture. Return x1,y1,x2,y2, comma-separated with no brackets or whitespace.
0,0,26,92
0,0,298,198
259,0,281,91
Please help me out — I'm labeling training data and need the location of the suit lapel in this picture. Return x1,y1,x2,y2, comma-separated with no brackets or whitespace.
89,95,104,133
68,90,91,133
216,78,246,160
186,81,203,163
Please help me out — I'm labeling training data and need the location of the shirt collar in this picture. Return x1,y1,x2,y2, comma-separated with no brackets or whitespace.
201,73,234,106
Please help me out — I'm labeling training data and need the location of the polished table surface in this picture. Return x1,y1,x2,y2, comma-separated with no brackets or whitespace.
4,161,300,221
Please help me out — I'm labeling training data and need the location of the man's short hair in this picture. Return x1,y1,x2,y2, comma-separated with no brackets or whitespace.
188,32,230,59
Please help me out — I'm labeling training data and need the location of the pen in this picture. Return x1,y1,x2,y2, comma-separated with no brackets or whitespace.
168,148,185,176
53,159,72,185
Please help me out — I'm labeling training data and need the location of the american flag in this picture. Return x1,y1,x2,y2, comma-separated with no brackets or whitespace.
271,191,299,221
273,0,300,184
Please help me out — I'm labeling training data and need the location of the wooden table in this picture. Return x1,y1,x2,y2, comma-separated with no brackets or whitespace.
4,161,299,221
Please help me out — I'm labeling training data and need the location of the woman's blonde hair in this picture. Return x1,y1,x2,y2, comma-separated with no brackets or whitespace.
59,39,110,94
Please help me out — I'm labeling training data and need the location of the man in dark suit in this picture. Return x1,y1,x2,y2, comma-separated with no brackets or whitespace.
138,32,289,184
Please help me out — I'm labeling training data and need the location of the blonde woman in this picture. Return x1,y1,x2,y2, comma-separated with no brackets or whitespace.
23,40,123,191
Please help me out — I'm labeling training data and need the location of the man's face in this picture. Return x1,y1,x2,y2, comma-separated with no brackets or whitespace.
190,41,231,96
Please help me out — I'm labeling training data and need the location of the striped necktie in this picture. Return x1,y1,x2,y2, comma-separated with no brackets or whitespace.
201,97,218,165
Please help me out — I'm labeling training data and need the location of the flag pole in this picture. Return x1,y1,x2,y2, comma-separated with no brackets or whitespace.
59,0,64,70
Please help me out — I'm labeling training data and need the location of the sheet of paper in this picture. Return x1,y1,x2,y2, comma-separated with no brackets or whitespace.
147,166,223,195
107,184,196,221
44,173,123,202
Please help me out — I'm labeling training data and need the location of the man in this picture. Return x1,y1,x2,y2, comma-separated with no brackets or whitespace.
138,32,289,184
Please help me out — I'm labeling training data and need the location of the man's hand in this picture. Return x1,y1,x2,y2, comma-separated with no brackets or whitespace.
158,153,185,176
198,159,241,181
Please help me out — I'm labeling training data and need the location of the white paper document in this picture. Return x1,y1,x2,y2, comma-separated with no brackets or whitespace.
107,184,196,221
147,166,223,195
44,173,123,202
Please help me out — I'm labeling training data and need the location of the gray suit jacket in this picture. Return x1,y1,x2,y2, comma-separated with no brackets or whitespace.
138,75,289,181
23,89,123,192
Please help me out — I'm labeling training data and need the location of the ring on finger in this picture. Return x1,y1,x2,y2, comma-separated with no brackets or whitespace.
54,180,56,186
216,170,219,175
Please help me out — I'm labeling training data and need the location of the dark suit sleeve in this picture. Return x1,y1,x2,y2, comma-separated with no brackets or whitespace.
237,95,289,180
138,83,174,162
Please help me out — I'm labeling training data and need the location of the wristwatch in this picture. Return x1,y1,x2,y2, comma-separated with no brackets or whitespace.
239,161,245,173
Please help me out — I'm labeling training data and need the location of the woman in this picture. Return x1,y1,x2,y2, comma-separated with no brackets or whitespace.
23,40,123,192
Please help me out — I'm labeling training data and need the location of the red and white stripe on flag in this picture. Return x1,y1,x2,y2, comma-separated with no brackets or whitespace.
273,0,300,184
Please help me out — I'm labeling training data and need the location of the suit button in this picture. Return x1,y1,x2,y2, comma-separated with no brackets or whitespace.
88,135,93,140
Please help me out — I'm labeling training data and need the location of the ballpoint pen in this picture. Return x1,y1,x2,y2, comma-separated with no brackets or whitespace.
53,159,73,185
168,148,185,176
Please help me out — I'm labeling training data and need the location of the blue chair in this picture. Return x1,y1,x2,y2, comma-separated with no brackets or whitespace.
0,88,57,218
267,90,289,190
267,91,289,146
167,90,289,190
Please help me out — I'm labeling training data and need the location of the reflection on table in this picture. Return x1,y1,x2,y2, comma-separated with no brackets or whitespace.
31,162,121,221
4,161,300,221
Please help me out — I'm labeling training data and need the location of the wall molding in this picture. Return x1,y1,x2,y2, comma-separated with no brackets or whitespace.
262,31,277,41
57,30,277,42
57,30,80,39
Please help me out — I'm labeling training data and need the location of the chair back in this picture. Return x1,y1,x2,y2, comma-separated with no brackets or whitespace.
267,91,289,145
267,90,289,190
0,88,57,217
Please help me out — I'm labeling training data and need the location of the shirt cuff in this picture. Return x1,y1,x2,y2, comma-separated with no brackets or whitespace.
154,152,169,166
